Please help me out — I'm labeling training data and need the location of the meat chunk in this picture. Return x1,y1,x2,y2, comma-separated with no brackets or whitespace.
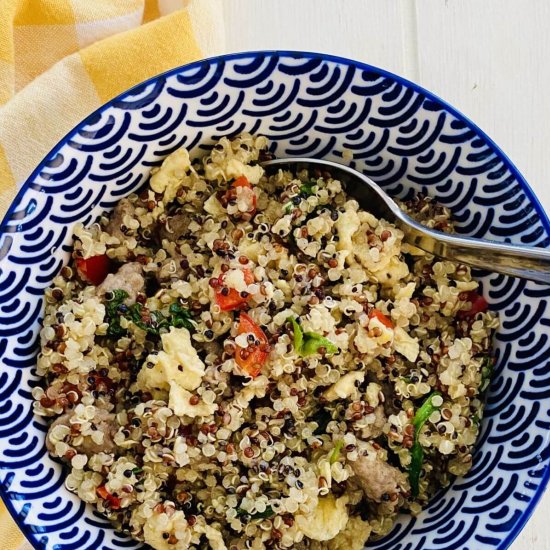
350,446,408,503
97,262,144,304
46,409,118,457
158,213,191,242
104,198,135,241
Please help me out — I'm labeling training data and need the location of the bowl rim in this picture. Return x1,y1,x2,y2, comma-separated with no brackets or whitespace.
1,50,549,550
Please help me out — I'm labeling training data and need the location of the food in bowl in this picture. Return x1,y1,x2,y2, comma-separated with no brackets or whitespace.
34,133,498,549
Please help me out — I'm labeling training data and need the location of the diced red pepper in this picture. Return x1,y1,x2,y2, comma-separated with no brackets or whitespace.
215,268,255,311
458,291,488,319
96,485,121,509
232,176,257,211
369,308,394,329
75,254,110,285
232,176,252,191
235,312,270,377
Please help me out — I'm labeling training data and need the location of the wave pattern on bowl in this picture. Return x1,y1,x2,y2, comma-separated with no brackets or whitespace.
0,52,549,550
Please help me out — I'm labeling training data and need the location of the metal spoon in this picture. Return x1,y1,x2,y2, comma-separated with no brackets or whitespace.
262,157,550,284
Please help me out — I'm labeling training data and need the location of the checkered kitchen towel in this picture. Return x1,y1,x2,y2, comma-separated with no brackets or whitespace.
0,1,225,548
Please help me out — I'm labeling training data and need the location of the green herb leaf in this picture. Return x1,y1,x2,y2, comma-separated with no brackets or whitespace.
127,303,144,326
169,302,194,331
329,440,344,464
126,303,191,337
409,391,442,497
282,181,318,213
409,443,424,496
105,289,129,338
236,506,274,520
302,332,339,356
412,391,441,432
299,182,316,196
288,317,303,352
287,316,338,357
480,355,493,392
106,292,194,339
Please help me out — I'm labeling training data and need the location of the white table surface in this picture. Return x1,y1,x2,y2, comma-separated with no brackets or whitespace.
222,1,550,548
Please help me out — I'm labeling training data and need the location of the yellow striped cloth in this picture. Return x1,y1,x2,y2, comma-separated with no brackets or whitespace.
0,1,224,548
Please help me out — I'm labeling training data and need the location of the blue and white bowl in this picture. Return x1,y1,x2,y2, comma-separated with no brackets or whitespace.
0,51,549,550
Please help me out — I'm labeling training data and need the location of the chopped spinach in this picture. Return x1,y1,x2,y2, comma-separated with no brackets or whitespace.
104,289,193,339
105,289,129,338
236,506,274,520
169,302,194,331
126,303,168,336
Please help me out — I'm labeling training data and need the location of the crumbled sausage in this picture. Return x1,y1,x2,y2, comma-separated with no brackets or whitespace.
104,198,135,241
158,213,191,242
350,446,408,503
97,262,144,304
46,409,118,457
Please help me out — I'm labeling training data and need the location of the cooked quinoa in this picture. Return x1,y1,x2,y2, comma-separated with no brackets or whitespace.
34,134,498,550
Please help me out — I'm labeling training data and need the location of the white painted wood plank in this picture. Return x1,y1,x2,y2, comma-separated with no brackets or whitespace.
415,0,550,212
223,0,408,76
222,2,550,548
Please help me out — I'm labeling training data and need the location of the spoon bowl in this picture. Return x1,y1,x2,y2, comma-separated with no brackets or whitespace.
263,157,550,284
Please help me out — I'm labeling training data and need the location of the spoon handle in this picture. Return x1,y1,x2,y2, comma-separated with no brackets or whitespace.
399,219,550,284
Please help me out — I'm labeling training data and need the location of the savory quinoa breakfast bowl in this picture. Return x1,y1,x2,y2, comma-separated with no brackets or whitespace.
34,133,498,549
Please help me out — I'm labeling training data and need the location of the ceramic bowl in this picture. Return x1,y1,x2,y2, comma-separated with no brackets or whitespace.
1,51,549,550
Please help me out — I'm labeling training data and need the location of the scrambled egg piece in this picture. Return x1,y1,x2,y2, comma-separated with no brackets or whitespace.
238,237,263,262
368,315,394,345
335,206,360,265
365,382,382,407
296,495,349,541
150,148,191,204
226,158,263,184
143,327,205,391
143,510,191,550
393,326,419,362
203,194,226,217
323,371,365,401
169,384,217,418
395,281,416,300
326,516,372,550
373,255,409,286
354,326,376,355
137,328,209,418
204,525,227,550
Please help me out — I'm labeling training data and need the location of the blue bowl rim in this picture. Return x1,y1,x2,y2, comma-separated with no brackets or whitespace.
1,50,548,550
